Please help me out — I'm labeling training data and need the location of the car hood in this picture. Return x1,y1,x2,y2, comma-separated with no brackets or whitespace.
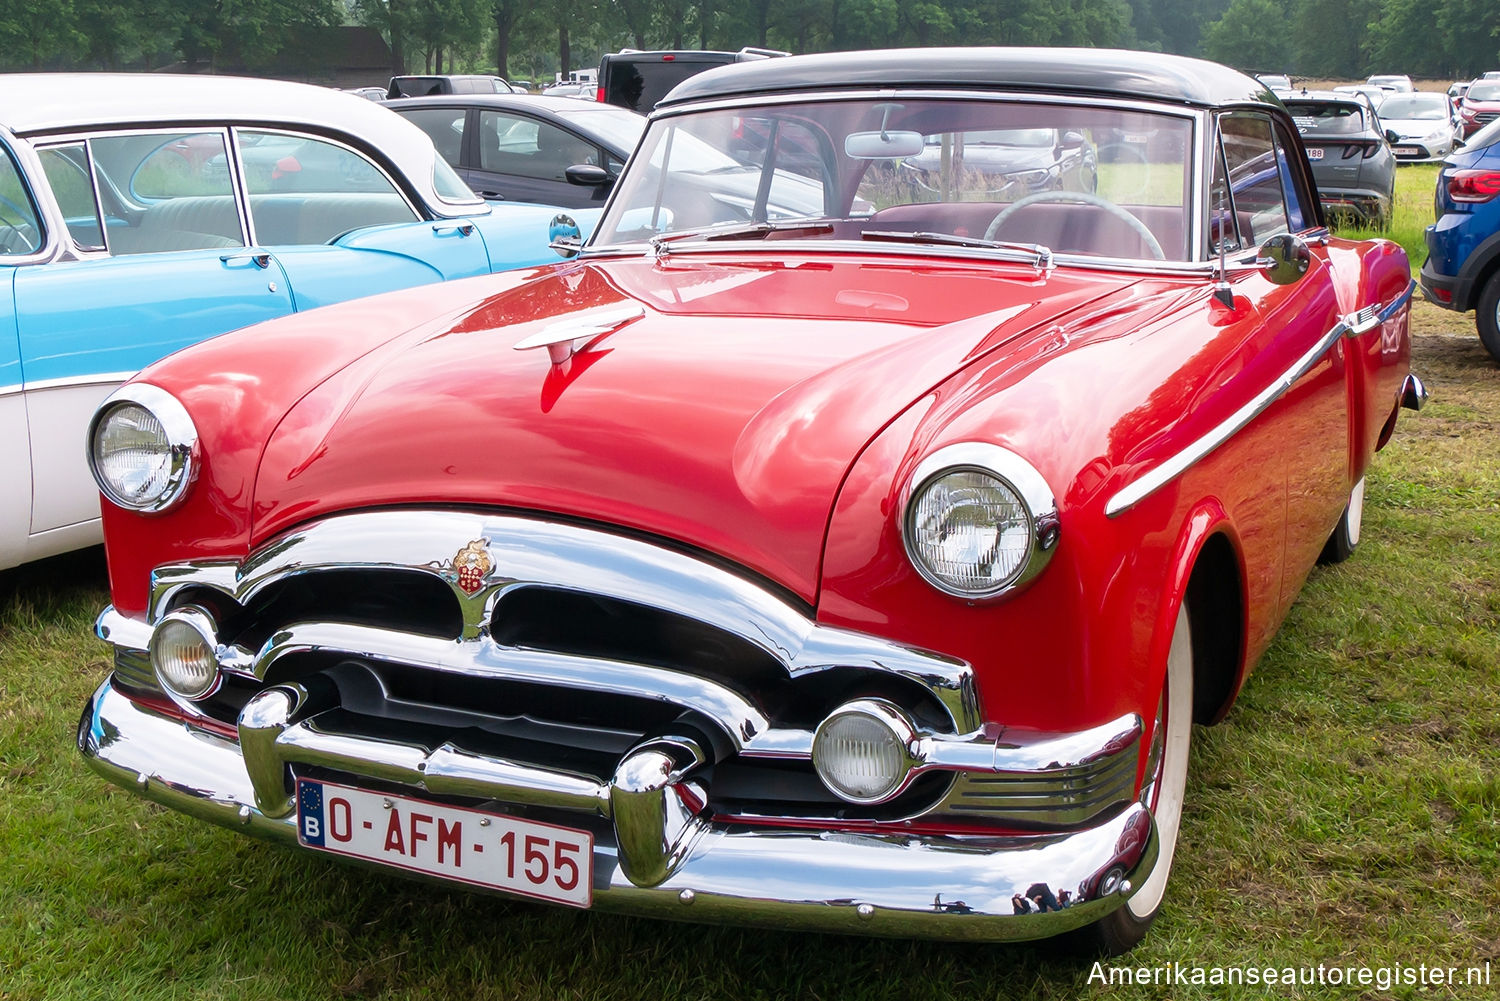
251,253,1139,601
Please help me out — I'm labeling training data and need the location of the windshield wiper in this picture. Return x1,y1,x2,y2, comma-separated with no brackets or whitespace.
649,220,835,257
862,229,1054,269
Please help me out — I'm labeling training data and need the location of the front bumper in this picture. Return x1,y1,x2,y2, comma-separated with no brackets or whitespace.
79,677,1159,941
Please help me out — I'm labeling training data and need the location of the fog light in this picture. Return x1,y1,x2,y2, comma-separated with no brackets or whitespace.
811,700,919,805
148,607,221,701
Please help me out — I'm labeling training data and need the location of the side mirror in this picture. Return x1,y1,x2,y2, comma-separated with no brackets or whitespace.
565,163,613,187
1384,129,1400,144
549,212,583,259
1257,233,1311,286
1059,130,1087,149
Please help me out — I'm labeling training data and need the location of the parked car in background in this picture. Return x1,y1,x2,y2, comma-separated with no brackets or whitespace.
342,86,387,103
79,47,1422,955
389,94,645,208
1421,116,1500,360
1253,72,1293,93
1458,80,1500,139
1283,91,1395,225
597,48,787,112
387,75,516,99
1378,92,1460,161
1333,84,1391,109
897,127,1099,199
1366,74,1414,93
1449,81,1470,102
0,73,592,570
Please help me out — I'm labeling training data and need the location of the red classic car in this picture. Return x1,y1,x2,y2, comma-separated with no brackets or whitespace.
78,48,1425,952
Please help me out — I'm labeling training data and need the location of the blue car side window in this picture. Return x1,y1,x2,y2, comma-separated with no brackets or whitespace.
38,144,105,251
0,141,44,256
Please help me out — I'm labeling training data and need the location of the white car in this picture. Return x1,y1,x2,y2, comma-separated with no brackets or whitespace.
1377,92,1460,161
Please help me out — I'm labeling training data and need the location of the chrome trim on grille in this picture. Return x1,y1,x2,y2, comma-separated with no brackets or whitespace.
141,510,982,732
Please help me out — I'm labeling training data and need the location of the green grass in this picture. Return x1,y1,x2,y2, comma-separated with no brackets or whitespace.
3,169,1498,999
1336,163,1441,266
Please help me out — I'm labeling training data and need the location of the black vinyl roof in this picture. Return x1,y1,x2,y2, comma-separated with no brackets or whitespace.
658,47,1275,110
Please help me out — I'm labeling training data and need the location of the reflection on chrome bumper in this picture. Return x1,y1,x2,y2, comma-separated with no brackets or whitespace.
79,679,1159,942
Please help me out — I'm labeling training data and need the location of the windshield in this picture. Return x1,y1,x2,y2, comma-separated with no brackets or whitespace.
1467,83,1500,102
591,97,1196,262
556,107,647,152
1379,95,1448,120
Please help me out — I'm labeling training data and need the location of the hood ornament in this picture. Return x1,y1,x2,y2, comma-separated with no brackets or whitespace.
513,302,645,366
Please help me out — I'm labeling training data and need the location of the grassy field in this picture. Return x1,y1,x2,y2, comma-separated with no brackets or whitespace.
2,170,1497,1000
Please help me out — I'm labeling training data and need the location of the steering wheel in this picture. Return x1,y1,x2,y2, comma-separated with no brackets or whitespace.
984,190,1165,261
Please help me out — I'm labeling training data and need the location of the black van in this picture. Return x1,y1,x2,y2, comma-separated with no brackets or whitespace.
597,48,787,113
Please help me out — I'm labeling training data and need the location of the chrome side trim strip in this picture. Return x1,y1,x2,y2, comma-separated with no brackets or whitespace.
80,677,1161,942
18,371,135,393
1105,318,1349,518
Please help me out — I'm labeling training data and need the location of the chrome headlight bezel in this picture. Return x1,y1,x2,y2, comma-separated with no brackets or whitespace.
86,383,200,514
900,442,1060,600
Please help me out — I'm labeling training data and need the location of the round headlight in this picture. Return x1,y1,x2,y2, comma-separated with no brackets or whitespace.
812,700,918,804
148,607,222,701
87,385,198,512
901,443,1059,599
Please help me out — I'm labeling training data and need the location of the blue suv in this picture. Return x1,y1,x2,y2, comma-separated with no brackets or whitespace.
1422,118,1500,361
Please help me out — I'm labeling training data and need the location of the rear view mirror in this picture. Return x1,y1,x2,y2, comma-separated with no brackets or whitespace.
845,130,924,159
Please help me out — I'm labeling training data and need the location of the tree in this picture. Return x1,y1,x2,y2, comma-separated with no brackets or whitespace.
1202,0,1293,70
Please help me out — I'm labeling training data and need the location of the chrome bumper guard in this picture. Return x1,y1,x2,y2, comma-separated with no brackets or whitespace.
80,678,1159,941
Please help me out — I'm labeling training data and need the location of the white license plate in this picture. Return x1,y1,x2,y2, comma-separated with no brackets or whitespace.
1307,147,1324,160
297,778,593,906
1394,146,1420,156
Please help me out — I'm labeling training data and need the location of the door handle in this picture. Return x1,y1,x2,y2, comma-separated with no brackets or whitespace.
431,222,476,237
220,252,271,269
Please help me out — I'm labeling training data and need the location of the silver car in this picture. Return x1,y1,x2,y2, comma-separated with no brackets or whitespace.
1378,92,1460,161
1284,92,1396,225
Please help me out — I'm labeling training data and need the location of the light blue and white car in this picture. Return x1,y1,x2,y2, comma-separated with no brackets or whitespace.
0,73,594,569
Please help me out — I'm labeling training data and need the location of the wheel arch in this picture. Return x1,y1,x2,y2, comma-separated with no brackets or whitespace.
1154,501,1248,728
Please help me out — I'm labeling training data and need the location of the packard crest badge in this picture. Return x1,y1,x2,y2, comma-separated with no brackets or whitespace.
441,538,493,595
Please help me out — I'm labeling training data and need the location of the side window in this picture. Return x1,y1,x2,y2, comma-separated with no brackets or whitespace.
401,108,466,167
0,142,44,256
38,144,104,251
1218,113,1289,248
88,131,245,256
238,130,418,245
479,112,595,180
1271,121,1311,232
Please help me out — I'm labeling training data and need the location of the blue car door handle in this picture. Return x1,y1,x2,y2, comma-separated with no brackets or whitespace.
220,252,271,269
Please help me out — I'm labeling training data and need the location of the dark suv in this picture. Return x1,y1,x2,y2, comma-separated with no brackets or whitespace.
596,48,785,113
1283,92,1396,226
1421,117,1500,361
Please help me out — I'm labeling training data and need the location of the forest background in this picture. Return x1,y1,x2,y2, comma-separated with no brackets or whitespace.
0,0,1494,92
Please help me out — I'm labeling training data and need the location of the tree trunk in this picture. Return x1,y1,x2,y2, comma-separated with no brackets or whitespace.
494,1,515,78
389,0,406,74
559,25,571,79
699,0,712,48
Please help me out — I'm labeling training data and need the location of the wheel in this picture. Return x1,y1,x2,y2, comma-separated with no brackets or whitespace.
1477,270,1500,364
1318,477,1365,565
983,190,1165,260
1080,601,1192,955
